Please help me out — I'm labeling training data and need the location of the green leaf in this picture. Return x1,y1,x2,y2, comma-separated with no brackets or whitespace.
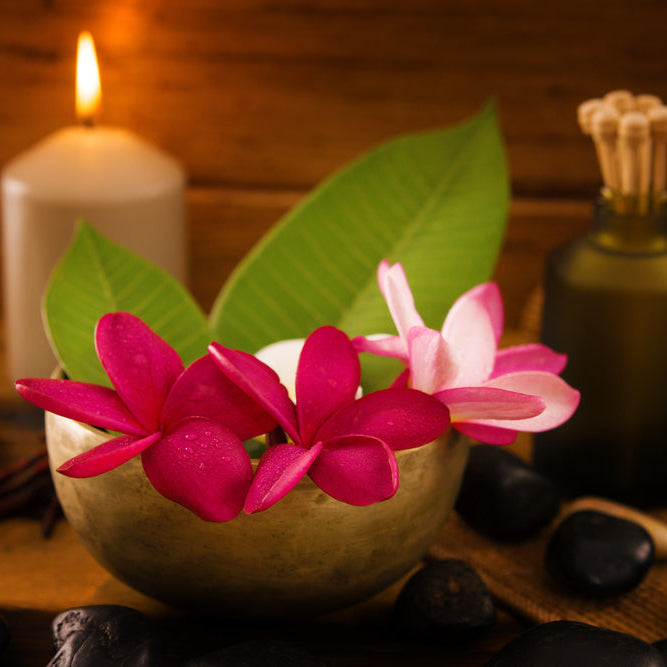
211,101,510,391
43,222,211,386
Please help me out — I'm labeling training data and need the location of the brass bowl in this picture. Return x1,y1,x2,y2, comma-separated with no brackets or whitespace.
45,411,468,618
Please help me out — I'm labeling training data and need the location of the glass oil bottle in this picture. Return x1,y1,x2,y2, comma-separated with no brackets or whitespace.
534,93,667,506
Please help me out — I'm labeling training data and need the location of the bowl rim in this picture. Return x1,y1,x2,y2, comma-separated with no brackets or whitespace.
47,366,460,464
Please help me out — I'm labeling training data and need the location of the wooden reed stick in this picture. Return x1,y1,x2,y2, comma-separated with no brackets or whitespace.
591,105,620,191
618,111,650,199
636,94,662,115
649,106,667,196
580,90,666,210
604,89,635,114
577,98,603,135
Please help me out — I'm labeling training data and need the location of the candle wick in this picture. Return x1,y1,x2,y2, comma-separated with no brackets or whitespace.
80,117,95,129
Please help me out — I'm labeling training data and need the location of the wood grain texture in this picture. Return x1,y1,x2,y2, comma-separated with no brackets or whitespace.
0,0,665,196
186,190,590,329
0,0,657,329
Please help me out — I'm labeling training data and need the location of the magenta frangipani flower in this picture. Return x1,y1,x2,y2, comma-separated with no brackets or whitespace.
16,312,277,522
208,325,451,513
354,260,580,445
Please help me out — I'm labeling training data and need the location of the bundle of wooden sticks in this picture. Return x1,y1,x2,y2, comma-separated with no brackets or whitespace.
578,90,667,214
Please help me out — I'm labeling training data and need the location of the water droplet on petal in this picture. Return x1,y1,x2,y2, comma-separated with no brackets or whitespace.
132,353,149,369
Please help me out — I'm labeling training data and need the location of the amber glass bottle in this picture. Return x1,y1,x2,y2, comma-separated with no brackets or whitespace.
534,194,667,506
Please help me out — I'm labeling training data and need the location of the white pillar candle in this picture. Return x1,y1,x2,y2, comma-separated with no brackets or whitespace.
1,32,186,382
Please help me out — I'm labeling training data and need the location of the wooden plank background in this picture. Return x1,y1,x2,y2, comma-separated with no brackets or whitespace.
0,0,665,326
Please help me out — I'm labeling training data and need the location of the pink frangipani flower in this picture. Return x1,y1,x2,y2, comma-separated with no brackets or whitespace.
16,312,277,522
208,325,451,513
354,260,580,445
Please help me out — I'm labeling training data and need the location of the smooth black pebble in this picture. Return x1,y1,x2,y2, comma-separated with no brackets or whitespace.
545,510,654,596
392,559,496,644
183,640,326,666
485,620,665,666
455,444,561,541
47,605,164,666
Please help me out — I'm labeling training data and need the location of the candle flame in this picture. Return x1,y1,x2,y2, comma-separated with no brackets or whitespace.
76,31,101,125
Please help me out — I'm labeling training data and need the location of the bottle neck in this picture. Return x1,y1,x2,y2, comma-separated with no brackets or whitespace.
589,193,667,253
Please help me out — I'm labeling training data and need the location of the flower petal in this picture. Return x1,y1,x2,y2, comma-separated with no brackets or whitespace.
352,334,408,361
390,368,411,389
441,285,499,386
454,422,518,445
435,386,546,421
376,259,391,300
447,282,504,343
470,371,581,432
316,387,450,451
16,378,146,436
295,326,360,445
382,262,425,341
308,435,399,506
162,355,276,439
95,313,184,432
244,441,323,514
57,432,161,478
209,342,299,444
254,338,306,400
491,343,567,378
141,418,252,522
407,327,458,393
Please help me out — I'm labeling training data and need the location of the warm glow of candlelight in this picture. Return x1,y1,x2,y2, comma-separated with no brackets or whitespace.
76,31,101,125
